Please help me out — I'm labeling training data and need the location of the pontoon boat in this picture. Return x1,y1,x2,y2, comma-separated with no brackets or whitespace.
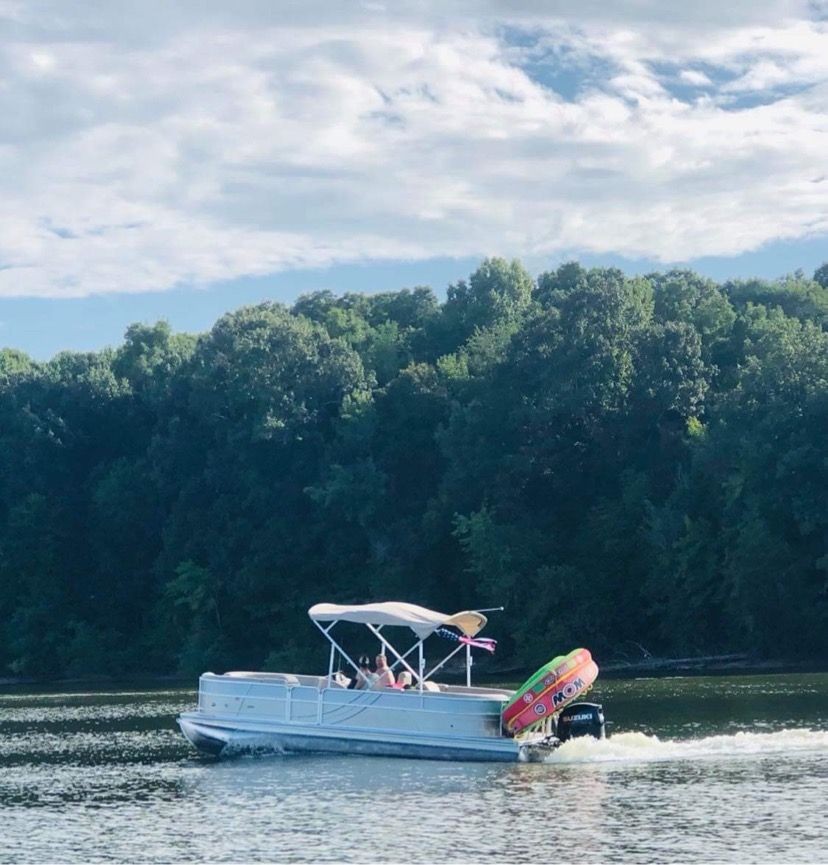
177,601,604,762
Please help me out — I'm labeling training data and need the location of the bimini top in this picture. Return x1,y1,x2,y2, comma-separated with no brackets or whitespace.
308,602,487,639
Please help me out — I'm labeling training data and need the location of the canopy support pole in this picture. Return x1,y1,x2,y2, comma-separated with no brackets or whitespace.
466,644,472,687
365,623,421,683
327,640,336,686
313,620,360,684
385,640,423,674
422,643,465,682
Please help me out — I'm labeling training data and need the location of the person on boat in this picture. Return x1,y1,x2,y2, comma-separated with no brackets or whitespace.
372,654,395,688
392,671,413,690
350,656,375,690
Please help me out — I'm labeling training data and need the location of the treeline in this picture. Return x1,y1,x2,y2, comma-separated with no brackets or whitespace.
1,260,827,678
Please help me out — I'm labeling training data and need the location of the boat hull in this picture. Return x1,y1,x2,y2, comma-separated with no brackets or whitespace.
177,672,548,763
178,713,534,762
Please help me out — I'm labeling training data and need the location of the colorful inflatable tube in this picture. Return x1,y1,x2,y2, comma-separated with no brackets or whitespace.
507,659,599,734
502,648,592,729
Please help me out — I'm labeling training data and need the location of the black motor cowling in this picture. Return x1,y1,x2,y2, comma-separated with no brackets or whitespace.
557,702,606,742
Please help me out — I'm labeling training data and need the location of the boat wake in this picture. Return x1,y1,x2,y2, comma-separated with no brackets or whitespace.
545,728,828,765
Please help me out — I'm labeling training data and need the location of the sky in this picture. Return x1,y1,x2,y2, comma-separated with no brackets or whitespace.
1,0,827,359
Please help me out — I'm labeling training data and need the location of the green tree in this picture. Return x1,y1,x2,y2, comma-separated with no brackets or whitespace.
1,258,826,679
439,258,534,351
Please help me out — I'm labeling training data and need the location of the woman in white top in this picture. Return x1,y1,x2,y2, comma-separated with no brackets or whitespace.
351,655,375,690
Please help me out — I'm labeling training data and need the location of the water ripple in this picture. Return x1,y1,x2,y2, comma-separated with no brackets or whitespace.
1,674,827,863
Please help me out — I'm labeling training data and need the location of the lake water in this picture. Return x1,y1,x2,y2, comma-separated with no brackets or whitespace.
1,673,827,863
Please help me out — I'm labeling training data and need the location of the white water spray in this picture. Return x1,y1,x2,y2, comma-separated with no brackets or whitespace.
546,728,828,765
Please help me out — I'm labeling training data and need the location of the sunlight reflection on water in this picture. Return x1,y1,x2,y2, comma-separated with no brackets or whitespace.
1,674,827,863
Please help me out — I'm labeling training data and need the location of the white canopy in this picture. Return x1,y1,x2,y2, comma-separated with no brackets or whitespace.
308,601,487,639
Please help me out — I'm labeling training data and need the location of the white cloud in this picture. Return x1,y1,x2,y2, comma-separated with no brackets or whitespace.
0,1,826,297
679,70,713,86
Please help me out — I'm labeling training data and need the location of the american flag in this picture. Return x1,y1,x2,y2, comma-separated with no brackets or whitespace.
435,627,497,653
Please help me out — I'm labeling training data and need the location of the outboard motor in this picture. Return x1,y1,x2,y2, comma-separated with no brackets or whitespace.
557,702,606,742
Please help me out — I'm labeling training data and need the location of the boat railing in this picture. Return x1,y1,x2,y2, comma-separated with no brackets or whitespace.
437,684,514,698
197,679,507,722
203,671,511,699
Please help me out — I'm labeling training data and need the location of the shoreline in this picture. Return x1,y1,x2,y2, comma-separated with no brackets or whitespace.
2,656,827,691
0,674,194,690
598,656,828,679
482,655,828,683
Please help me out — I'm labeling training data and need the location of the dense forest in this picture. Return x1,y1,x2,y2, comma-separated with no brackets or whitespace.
1,259,827,678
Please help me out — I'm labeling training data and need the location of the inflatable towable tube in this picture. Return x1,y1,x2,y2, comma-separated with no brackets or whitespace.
502,648,598,734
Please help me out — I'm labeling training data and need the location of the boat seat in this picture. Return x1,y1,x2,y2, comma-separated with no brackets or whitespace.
421,681,441,692
225,672,300,685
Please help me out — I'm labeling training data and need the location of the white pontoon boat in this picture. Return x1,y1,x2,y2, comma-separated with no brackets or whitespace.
177,601,564,762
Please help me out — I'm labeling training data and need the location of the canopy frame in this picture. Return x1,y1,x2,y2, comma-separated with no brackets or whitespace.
309,602,496,692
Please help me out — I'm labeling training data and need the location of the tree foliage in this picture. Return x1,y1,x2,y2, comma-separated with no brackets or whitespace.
1,257,826,676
